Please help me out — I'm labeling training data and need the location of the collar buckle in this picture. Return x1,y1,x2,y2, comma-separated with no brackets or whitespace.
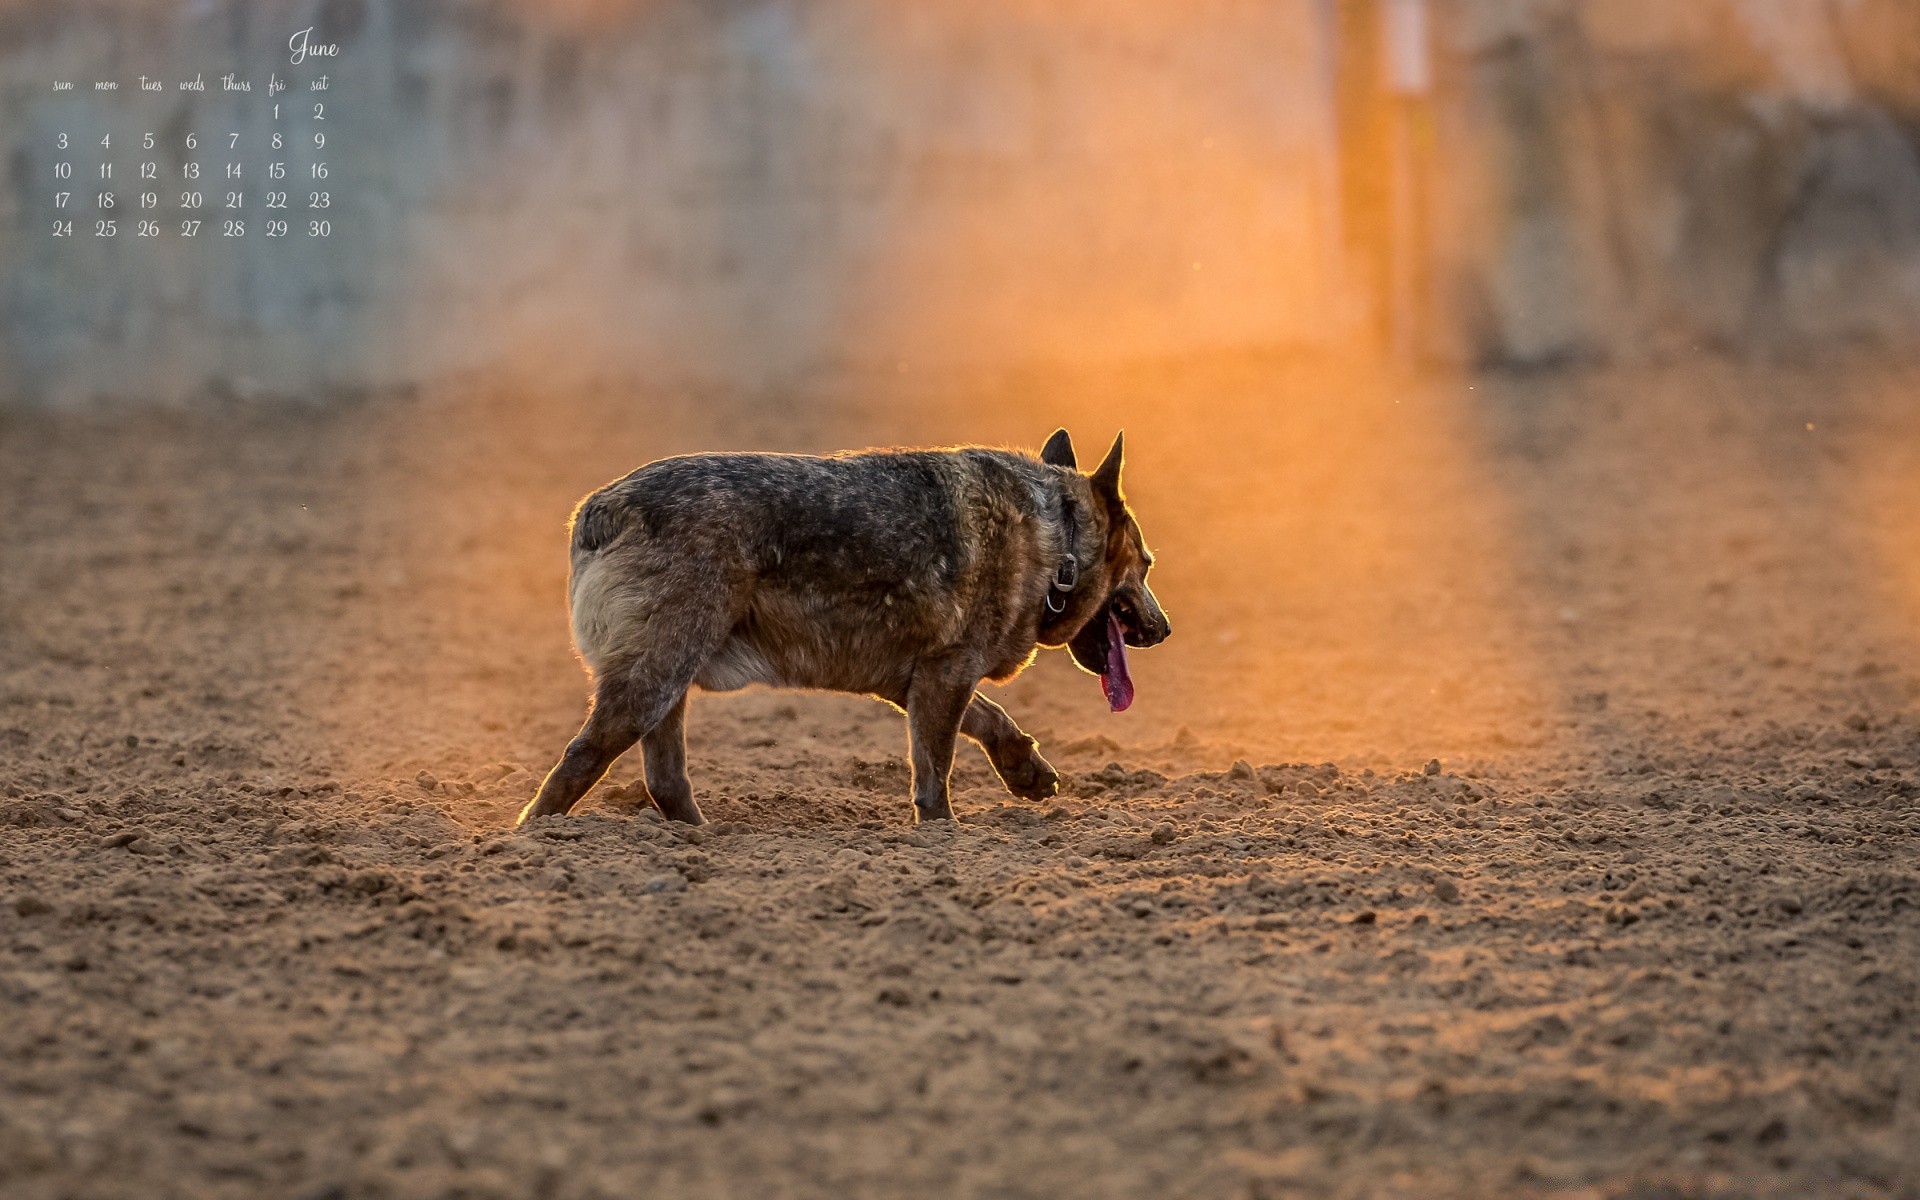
1053,556,1078,593
1046,557,1076,614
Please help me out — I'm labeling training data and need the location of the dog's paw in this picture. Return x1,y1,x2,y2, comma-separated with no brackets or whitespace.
516,795,569,826
914,801,956,824
996,750,1061,802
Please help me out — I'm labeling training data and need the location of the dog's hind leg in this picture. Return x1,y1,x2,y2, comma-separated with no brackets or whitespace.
961,694,1060,802
519,621,721,826
640,688,704,825
517,676,646,825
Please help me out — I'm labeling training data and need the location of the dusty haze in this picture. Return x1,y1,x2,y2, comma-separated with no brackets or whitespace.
4,2,1920,1198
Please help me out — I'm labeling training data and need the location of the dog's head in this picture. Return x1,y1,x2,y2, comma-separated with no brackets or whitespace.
1039,428,1171,711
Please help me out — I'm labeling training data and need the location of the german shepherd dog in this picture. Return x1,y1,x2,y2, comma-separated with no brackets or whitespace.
517,428,1171,826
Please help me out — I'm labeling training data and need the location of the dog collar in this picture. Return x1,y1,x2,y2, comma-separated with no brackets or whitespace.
1045,495,1079,614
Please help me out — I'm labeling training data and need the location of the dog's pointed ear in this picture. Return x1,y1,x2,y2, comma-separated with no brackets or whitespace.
1040,428,1077,469
1089,431,1125,503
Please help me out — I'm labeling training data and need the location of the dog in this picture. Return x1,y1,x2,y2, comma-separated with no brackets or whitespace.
516,428,1171,826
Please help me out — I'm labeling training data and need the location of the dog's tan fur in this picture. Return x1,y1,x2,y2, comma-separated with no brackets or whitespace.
518,429,1169,825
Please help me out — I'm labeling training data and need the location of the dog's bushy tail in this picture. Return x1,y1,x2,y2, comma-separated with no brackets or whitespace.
570,491,628,555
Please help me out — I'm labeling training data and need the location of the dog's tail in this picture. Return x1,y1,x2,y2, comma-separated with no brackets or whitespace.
570,490,628,556
567,491,639,675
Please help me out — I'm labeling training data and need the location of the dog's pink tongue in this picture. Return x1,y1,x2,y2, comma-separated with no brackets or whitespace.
1101,610,1134,712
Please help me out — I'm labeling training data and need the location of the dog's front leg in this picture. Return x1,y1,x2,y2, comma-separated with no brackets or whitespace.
905,659,976,822
962,694,1060,801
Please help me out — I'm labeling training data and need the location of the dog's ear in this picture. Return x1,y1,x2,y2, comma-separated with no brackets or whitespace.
1040,428,1077,469
1089,431,1125,504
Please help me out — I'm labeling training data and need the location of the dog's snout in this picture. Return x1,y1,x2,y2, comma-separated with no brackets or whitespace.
1122,587,1171,648
1138,613,1171,647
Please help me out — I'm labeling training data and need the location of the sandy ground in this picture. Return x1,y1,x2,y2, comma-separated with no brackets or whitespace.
2,352,1919,1199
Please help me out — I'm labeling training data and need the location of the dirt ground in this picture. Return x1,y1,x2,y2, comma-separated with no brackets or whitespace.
2,351,1918,1199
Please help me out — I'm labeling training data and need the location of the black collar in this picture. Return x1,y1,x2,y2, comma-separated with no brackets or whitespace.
1044,492,1080,616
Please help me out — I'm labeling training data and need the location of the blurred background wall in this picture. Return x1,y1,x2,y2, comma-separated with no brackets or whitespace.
4,0,1920,405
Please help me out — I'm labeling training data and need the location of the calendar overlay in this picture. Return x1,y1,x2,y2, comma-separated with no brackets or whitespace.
45,26,341,242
